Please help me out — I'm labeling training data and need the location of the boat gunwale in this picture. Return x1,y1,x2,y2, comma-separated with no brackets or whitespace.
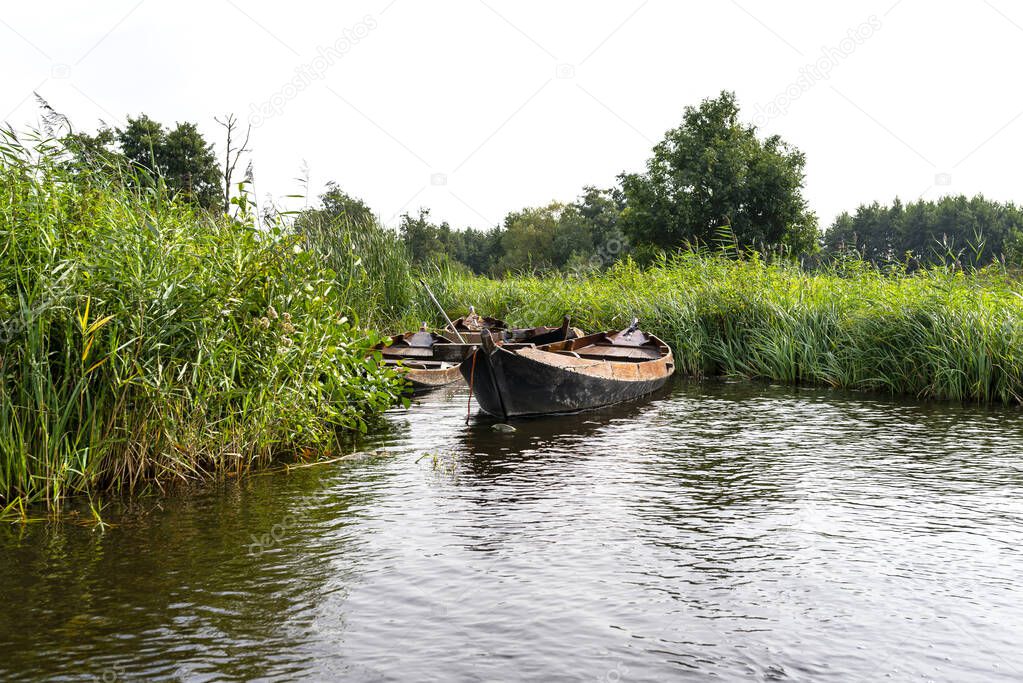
482,329,675,384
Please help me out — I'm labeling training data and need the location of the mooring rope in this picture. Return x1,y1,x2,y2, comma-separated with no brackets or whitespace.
466,351,477,424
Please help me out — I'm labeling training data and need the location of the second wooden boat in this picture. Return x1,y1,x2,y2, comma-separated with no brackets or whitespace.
461,319,674,417
377,327,476,392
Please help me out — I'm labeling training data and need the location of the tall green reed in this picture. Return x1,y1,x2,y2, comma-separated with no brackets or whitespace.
0,129,405,512
420,251,1023,404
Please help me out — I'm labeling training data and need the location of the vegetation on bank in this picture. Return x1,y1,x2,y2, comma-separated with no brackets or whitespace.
826,195,1023,268
7,88,1023,515
419,255,1023,405
49,92,1023,277
0,130,406,513
391,92,1023,276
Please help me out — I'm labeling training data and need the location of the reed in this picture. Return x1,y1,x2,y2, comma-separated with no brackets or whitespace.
414,253,1023,404
6,125,1022,512
0,130,405,512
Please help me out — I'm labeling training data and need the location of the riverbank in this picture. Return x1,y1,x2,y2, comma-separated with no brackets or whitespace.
5,132,1023,513
0,134,406,513
422,255,1023,405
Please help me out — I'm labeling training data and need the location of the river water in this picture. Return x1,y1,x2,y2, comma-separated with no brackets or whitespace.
1,380,1021,682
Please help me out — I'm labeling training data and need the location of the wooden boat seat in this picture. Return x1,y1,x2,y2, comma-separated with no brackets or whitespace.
383,347,435,359
397,360,453,370
430,345,476,362
406,331,436,347
384,344,474,361
568,344,661,361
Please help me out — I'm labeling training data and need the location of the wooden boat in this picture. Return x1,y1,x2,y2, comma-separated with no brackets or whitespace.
443,320,584,346
460,319,674,418
443,308,508,344
375,327,477,392
376,318,585,393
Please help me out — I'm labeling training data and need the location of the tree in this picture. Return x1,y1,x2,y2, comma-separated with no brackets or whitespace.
496,203,570,273
117,115,223,210
63,126,119,170
318,182,375,225
571,186,629,268
620,90,817,253
549,204,593,267
824,195,1023,268
161,122,222,209
399,208,449,265
446,226,503,274
117,115,164,170
430,191,629,276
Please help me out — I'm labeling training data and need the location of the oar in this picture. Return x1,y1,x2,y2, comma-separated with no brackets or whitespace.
418,278,466,343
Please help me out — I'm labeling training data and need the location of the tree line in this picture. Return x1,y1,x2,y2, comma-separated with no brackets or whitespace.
826,195,1023,268
53,91,1023,273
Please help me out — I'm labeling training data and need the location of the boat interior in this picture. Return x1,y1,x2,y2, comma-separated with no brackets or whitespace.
444,324,582,346
379,331,477,367
450,315,507,332
505,329,668,363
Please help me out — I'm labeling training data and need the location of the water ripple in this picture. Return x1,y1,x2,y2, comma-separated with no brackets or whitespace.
1,380,1022,681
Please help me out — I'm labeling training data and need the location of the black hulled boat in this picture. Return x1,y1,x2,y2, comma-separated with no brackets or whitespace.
461,319,674,417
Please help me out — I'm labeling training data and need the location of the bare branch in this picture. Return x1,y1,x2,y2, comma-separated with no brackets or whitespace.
215,113,253,213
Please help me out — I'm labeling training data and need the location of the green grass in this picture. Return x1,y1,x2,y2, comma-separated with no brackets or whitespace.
414,254,1023,404
0,130,406,512
6,127,1023,514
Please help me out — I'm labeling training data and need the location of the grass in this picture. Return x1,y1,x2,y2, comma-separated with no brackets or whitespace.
415,253,1023,404
5,127,1023,514
0,130,407,513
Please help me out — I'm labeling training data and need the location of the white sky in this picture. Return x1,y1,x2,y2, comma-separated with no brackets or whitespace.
3,0,1023,231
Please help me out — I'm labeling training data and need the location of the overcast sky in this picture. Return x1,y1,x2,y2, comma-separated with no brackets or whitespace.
4,0,1022,230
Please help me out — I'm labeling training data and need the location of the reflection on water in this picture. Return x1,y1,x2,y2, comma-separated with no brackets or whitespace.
1,380,1022,681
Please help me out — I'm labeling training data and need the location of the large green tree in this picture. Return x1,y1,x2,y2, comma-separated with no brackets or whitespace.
620,91,817,253
116,115,222,210
497,202,569,273
450,226,503,274
159,122,222,209
572,186,628,268
399,208,450,265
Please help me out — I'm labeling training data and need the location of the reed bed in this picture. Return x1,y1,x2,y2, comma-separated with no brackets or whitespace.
415,255,1023,405
5,129,1022,513
0,131,405,512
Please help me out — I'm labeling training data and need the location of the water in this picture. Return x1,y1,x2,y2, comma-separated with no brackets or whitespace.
2,380,1022,682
